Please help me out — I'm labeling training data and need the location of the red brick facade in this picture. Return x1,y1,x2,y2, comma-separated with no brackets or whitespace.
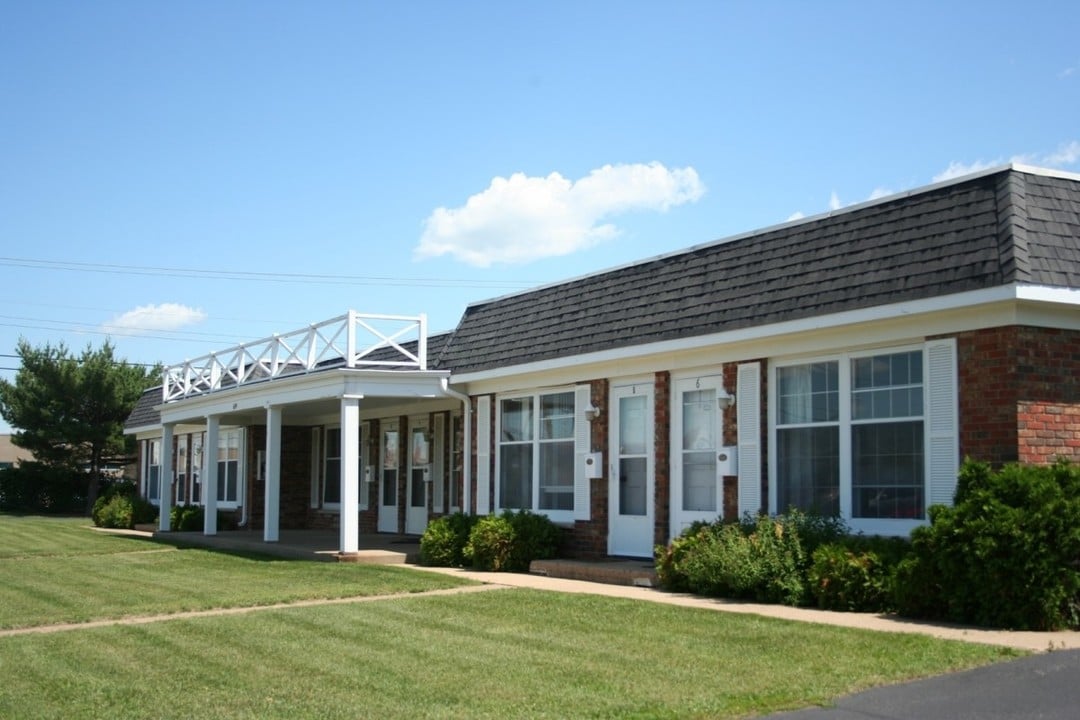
957,326,1080,466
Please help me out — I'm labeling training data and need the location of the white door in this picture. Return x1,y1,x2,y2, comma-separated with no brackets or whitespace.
378,421,399,533
405,417,430,534
608,383,654,557
671,375,724,537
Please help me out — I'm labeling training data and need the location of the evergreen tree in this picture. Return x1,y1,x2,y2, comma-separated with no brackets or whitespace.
0,339,158,512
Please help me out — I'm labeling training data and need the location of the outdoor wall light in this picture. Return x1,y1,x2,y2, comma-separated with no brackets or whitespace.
584,404,600,422
717,393,735,411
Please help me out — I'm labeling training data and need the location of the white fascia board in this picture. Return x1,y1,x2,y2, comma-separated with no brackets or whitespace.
158,369,451,425
452,285,1023,386
124,425,162,438
1016,284,1080,304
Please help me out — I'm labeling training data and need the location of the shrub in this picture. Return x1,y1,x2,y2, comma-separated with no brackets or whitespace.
170,504,205,531
420,512,478,567
809,536,909,612
91,478,156,529
0,462,87,513
654,521,713,592
658,513,821,605
893,460,1080,630
507,509,561,567
465,514,517,571
464,510,562,572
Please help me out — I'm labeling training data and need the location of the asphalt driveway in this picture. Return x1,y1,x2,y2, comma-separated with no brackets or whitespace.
763,648,1080,719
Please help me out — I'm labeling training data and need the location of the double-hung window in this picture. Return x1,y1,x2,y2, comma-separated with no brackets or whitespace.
144,438,162,504
176,434,189,504
773,346,929,531
497,390,575,517
216,428,243,507
323,426,341,506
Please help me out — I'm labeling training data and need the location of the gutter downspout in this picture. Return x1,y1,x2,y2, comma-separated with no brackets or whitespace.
441,378,472,515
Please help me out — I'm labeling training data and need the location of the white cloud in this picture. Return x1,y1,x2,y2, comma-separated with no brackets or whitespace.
932,159,999,183
102,303,207,336
828,191,842,211
786,211,805,222
867,187,893,201
1043,140,1080,166
934,140,1080,182
414,162,706,267
1060,66,1075,78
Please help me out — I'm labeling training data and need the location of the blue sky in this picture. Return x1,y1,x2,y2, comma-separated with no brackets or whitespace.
2,1,1078,433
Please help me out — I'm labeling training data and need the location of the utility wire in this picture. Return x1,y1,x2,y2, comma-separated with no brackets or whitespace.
0,256,541,289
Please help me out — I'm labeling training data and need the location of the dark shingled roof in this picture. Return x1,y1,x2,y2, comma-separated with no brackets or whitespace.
435,167,1080,375
125,387,161,430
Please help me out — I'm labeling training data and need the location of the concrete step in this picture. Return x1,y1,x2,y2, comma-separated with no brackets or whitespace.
529,558,658,587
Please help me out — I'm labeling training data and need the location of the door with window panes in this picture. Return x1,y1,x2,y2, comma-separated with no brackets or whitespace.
378,421,399,533
670,375,725,535
406,416,430,534
609,382,654,557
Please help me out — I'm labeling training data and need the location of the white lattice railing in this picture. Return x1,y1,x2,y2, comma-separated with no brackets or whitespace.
163,311,428,401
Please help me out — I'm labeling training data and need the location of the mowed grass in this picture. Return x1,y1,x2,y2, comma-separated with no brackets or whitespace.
0,515,1020,719
0,515,472,629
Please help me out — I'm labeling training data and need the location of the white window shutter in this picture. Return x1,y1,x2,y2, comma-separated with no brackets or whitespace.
310,428,320,508
476,397,491,515
574,384,592,521
432,414,445,513
737,362,762,518
926,339,959,508
358,423,369,511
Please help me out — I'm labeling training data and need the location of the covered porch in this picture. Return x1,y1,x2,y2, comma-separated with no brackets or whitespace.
148,311,471,556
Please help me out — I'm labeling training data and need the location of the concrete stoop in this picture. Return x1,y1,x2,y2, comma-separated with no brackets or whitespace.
529,558,658,587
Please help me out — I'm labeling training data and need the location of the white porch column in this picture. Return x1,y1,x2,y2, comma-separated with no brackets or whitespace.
340,396,361,554
158,423,175,532
264,405,282,543
203,415,220,535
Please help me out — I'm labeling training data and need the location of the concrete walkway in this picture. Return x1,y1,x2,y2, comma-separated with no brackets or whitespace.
410,565,1080,653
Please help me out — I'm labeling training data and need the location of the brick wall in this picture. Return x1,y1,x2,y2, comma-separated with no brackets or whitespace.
569,379,609,558
653,371,671,546
957,326,1080,465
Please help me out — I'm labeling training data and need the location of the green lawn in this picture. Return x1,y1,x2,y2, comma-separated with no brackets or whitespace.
0,515,1021,719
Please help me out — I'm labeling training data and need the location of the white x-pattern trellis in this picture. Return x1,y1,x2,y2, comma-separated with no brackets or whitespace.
162,311,428,401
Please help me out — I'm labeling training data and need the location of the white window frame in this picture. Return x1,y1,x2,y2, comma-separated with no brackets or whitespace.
176,434,189,505
322,425,342,509
450,411,463,512
191,432,203,505
495,387,577,523
144,438,162,505
769,343,930,536
215,427,244,509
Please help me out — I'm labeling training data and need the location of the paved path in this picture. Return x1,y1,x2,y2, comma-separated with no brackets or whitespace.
410,565,1080,653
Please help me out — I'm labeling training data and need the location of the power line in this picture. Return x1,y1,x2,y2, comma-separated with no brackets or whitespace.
0,256,541,289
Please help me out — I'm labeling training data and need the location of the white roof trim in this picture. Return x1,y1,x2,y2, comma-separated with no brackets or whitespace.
452,283,1066,383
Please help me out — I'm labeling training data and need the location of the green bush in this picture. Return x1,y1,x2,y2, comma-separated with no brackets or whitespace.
0,462,87,513
91,479,156,529
464,510,562,572
420,512,478,566
893,460,1080,630
654,521,711,592
657,512,828,606
465,514,516,571
809,536,908,612
94,495,134,529
170,504,205,531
